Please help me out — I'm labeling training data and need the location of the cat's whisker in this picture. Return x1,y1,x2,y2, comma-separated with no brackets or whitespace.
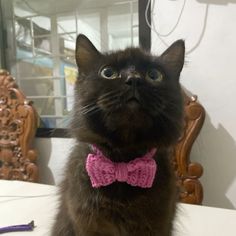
80,105,101,115
97,93,122,109
150,92,182,112
81,108,100,116
98,97,121,109
78,91,122,117
97,89,121,101
142,91,182,126
97,91,121,105
79,101,98,110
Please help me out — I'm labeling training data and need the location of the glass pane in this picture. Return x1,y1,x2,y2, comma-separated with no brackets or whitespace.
108,1,139,50
40,117,72,129
57,14,76,34
59,33,77,56
3,0,139,129
17,61,53,78
34,97,72,128
77,12,101,51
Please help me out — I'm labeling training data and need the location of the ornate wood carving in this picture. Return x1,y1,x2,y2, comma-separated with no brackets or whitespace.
0,69,39,182
173,91,205,204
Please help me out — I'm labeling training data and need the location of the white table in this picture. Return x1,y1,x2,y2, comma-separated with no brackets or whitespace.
0,180,236,236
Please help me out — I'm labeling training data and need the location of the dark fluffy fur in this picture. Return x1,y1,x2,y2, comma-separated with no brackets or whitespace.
51,34,185,236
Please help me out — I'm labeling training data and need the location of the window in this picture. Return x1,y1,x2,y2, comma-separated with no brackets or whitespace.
0,0,151,137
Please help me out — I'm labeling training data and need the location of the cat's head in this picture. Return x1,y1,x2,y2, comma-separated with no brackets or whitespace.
72,34,185,149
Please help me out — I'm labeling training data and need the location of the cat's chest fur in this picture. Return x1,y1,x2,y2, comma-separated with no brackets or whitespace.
62,144,177,236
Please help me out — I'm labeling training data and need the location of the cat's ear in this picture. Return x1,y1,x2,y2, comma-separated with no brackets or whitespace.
75,34,101,73
160,40,185,77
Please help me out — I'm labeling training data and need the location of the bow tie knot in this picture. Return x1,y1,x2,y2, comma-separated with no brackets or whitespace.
115,163,128,182
86,147,157,188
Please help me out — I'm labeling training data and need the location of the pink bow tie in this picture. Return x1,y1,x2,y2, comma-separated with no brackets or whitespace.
86,147,157,188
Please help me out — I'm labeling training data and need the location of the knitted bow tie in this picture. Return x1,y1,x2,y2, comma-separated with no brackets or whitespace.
86,146,157,188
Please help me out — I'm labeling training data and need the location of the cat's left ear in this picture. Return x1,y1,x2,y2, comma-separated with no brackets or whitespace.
160,40,185,77
75,34,101,73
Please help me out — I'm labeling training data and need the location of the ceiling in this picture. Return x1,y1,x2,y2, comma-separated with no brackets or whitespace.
14,0,138,16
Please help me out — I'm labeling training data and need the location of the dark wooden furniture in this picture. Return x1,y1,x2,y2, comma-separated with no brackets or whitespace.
173,91,205,205
0,69,39,182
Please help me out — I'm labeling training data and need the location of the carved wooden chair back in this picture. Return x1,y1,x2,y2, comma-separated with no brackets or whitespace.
173,91,205,204
0,69,39,182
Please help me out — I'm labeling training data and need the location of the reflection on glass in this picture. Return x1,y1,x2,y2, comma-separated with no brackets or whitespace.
7,0,139,128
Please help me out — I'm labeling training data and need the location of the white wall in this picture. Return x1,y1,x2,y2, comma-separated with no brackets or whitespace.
151,0,236,209
35,138,75,185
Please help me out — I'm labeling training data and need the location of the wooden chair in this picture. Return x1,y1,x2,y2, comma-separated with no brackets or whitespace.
0,69,39,182
173,91,205,205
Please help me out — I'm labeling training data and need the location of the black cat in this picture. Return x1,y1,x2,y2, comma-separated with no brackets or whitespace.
51,34,185,236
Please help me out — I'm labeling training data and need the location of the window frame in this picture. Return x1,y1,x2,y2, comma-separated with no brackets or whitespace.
0,0,151,138
0,1,6,69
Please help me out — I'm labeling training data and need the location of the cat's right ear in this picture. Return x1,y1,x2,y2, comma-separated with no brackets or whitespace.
75,34,101,73
160,40,185,78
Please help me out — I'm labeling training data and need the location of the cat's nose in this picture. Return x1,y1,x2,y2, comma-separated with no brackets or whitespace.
125,72,141,86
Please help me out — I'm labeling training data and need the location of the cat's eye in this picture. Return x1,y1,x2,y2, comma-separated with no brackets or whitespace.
100,67,118,79
146,69,163,82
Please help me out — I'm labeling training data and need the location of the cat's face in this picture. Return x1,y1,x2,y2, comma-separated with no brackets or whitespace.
72,35,185,149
